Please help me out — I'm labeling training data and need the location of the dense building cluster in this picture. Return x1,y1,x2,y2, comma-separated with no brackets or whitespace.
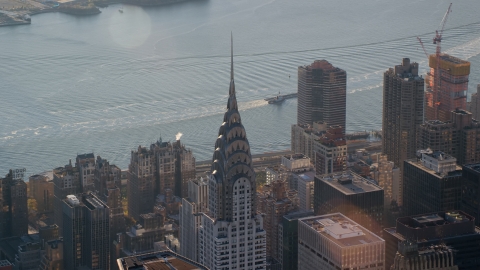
2,38,480,270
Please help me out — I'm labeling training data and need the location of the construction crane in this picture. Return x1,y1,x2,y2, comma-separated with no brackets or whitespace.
417,3,453,119
417,37,429,58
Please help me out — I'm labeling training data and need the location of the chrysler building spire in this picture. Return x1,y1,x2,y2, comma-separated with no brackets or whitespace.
231,32,234,82
198,36,266,270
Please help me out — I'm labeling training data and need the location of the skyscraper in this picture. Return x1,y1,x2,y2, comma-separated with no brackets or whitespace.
298,213,385,270
384,211,480,270
279,210,314,270
53,161,81,234
467,84,480,120
257,179,298,267
390,241,458,270
418,109,480,165
461,163,480,226
29,174,54,214
62,193,110,270
425,54,470,122
76,153,96,192
127,146,156,220
382,59,424,206
179,178,208,262
152,139,196,198
314,171,384,235
297,60,346,129
0,170,28,238
403,150,462,217
128,139,196,220
198,37,267,270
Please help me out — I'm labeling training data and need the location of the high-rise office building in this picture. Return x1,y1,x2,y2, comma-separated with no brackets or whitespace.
297,60,346,129
257,180,298,267
371,155,401,227
10,179,28,237
94,156,121,199
279,210,314,270
179,178,208,262
382,58,424,203
390,241,458,270
403,150,462,217
29,174,54,214
371,155,400,208
384,211,480,270
127,146,156,220
461,163,480,226
418,109,480,165
313,125,347,175
298,213,385,270
295,171,315,211
128,139,196,220
93,156,124,242
314,171,384,235
0,170,28,238
53,162,81,234
467,84,480,120
76,153,96,192
425,54,470,122
198,40,267,270
62,193,110,270
152,139,196,198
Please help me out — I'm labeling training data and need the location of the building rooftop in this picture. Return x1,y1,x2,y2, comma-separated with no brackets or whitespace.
405,156,461,178
299,213,383,248
283,210,314,221
65,193,108,210
117,250,208,270
316,171,382,195
421,150,456,161
283,153,309,160
437,53,470,65
295,171,315,182
66,195,80,206
385,211,477,241
77,153,95,160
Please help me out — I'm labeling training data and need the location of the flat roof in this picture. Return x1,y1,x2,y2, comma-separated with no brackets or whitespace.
299,213,383,248
283,153,309,160
316,171,382,195
118,251,208,270
405,159,462,178
295,171,315,182
423,151,456,161
438,53,469,65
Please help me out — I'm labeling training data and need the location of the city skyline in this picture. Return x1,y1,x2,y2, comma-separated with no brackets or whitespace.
2,0,480,175
2,1,480,270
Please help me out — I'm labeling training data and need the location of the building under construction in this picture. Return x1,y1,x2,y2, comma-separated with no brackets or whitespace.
425,53,471,122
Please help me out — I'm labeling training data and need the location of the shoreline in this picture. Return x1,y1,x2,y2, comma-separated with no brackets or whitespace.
0,0,204,27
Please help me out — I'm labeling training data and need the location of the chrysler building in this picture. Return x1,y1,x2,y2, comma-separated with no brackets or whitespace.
198,35,267,270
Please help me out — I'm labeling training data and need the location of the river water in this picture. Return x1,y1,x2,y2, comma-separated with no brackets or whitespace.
1,0,480,175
